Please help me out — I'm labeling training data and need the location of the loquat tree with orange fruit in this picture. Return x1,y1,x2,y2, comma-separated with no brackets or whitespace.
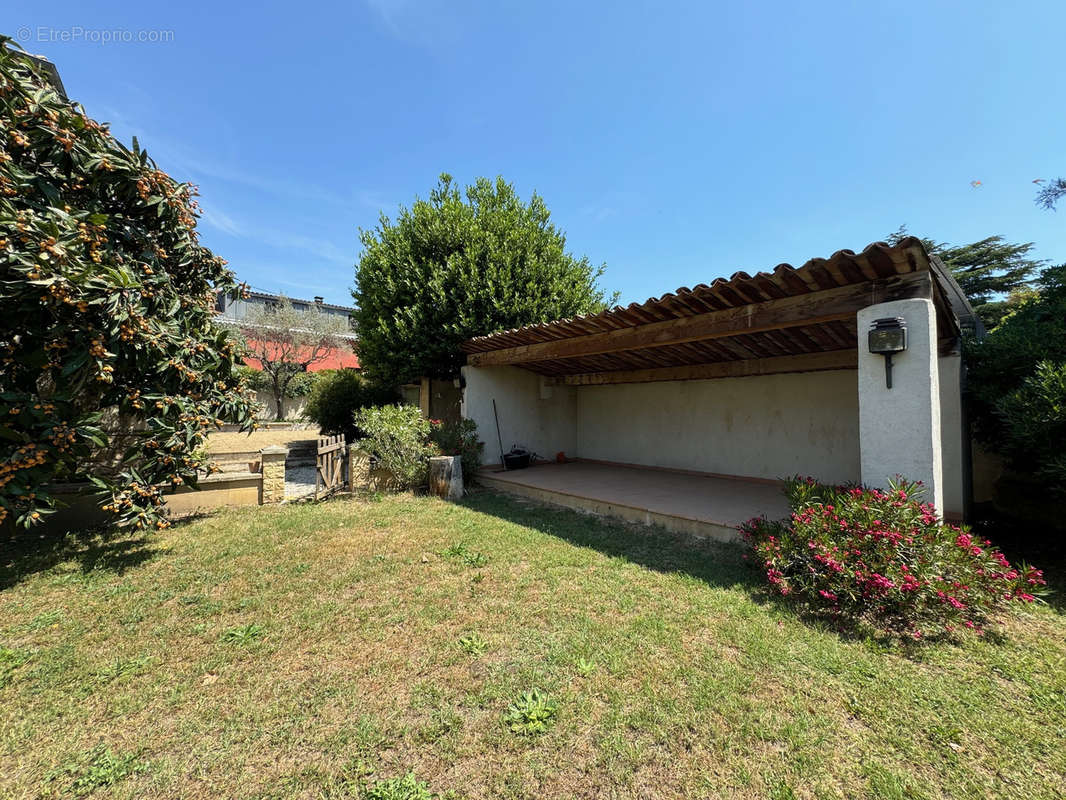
0,39,255,530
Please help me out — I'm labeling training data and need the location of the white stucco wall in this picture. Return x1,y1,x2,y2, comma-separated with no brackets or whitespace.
938,354,965,519
461,365,577,464
574,370,861,484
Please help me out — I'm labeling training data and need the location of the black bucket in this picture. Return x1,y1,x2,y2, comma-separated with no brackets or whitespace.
503,450,531,470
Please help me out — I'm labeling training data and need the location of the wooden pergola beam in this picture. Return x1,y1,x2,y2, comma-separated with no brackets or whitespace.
467,271,932,367
554,349,858,386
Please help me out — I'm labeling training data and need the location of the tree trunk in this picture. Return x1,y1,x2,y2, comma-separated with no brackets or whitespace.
272,374,285,421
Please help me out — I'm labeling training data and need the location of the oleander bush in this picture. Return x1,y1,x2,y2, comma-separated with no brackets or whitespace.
739,477,1045,640
0,40,254,530
352,405,434,489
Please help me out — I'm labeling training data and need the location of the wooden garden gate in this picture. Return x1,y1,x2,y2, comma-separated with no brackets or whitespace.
315,434,347,500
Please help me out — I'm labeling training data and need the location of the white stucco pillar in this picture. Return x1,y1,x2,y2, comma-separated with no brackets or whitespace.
857,298,943,512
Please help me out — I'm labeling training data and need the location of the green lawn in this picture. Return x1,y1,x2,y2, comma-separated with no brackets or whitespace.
1,491,1064,799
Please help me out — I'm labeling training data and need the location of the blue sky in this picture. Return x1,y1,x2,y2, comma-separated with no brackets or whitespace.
12,1,1065,307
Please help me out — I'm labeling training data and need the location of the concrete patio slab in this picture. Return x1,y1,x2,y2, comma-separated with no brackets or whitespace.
476,460,790,542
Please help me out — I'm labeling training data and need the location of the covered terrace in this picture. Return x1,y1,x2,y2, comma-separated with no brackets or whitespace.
460,238,973,541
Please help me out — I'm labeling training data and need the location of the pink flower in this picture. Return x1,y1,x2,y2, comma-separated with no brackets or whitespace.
864,573,896,593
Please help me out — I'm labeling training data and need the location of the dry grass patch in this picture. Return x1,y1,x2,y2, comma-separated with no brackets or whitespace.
1,491,1064,799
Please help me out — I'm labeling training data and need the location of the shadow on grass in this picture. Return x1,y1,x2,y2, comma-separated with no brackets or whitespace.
460,487,1066,650
458,489,759,592
457,489,892,645
970,503,1066,615
0,525,158,591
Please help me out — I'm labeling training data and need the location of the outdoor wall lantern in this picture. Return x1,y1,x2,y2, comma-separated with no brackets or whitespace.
868,316,907,389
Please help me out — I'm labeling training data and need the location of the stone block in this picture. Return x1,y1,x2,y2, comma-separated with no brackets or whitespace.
260,445,289,504
429,455,463,500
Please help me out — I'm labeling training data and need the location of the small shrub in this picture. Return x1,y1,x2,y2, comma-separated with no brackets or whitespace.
503,689,558,735
48,746,149,796
364,772,434,800
220,623,265,645
428,418,484,479
353,405,435,489
305,370,397,441
738,476,1045,640
457,633,488,656
442,541,488,568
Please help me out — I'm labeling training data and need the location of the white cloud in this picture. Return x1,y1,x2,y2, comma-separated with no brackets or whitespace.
200,206,243,236
363,0,464,46
97,104,350,207
256,229,352,266
579,205,616,222
198,200,352,266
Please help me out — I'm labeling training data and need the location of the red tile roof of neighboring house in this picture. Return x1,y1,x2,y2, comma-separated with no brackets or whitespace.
243,339,360,372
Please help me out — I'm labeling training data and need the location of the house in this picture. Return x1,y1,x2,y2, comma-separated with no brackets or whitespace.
459,238,976,540
216,289,361,372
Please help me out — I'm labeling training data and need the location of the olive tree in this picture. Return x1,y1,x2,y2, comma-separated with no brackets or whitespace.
232,298,352,420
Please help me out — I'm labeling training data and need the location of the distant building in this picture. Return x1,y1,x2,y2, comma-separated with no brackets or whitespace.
216,289,361,372
216,290,356,328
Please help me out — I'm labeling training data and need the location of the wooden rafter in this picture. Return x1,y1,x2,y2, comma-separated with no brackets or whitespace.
468,271,933,368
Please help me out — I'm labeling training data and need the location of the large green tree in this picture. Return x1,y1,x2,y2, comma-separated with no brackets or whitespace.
887,226,1043,329
966,263,1066,502
353,174,613,387
0,41,254,529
